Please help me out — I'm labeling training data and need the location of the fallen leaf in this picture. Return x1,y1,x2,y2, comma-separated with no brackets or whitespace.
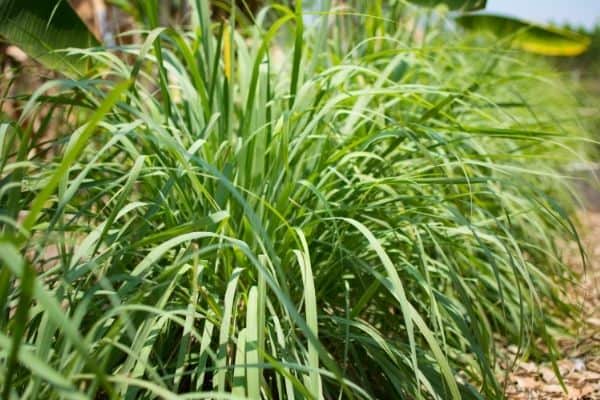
566,387,581,400
584,371,600,381
543,384,564,394
514,375,539,390
520,361,538,373
559,359,574,375
579,384,594,397
586,317,600,327
540,367,558,384
588,360,600,373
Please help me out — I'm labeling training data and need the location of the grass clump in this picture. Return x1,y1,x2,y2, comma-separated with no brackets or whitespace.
0,2,588,399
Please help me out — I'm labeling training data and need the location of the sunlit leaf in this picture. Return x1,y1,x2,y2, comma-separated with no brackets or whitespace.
456,14,590,56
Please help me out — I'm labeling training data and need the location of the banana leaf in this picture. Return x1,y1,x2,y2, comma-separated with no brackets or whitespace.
456,14,590,56
0,0,99,76
406,0,486,11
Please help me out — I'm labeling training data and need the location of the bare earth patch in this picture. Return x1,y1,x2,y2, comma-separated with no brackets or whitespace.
503,211,600,399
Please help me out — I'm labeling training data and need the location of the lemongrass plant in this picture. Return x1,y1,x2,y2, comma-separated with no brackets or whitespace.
0,1,588,399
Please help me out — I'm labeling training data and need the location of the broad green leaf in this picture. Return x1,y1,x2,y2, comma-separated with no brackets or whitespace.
232,328,247,398
406,0,486,11
0,0,99,75
245,287,261,400
215,269,243,392
293,229,322,400
456,14,590,56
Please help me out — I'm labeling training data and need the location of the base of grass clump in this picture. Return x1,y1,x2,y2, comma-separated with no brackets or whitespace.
0,2,588,399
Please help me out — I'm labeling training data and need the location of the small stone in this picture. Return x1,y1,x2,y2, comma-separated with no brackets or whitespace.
573,358,586,372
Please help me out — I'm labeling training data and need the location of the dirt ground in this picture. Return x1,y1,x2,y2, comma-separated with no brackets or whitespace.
503,211,600,399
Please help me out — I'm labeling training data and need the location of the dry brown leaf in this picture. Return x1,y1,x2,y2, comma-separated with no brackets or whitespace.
566,387,582,400
541,367,559,384
567,371,586,383
514,375,539,390
583,371,600,382
559,359,575,375
520,362,538,373
588,361,600,372
587,318,600,327
579,384,595,396
543,384,564,394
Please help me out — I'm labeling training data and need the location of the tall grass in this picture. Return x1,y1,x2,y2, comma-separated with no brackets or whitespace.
0,1,588,399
